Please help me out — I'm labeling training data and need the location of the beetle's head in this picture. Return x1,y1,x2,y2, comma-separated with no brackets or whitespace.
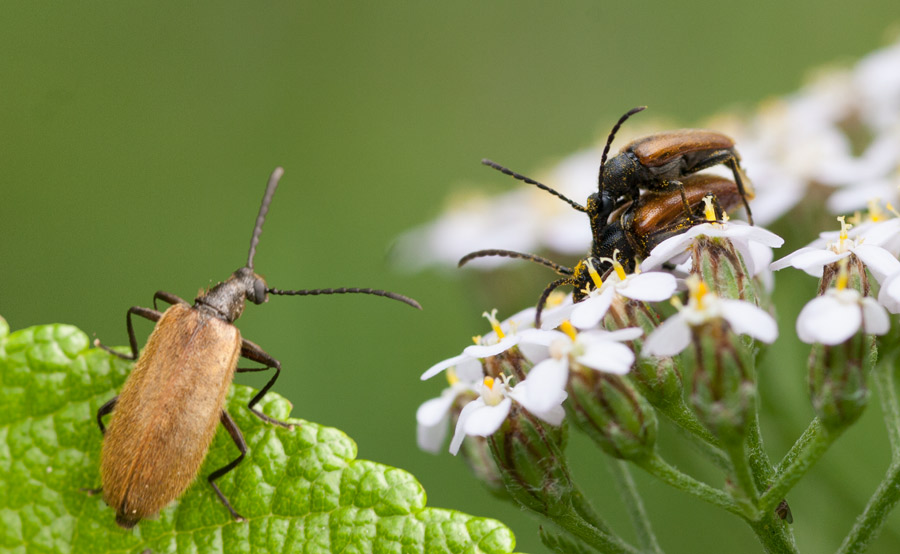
195,267,269,323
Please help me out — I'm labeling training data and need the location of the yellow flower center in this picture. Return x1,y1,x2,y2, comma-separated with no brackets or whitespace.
686,275,710,311
836,257,849,291
703,195,718,222
482,308,505,339
447,367,459,386
584,259,604,290
597,249,628,281
560,320,578,341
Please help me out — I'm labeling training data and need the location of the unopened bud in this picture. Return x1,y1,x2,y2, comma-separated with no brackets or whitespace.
809,256,876,431
603,296,683,407
808,334,875,431
566,363,657,460
692,235,761,305
487,403,573,516
685,318,755,444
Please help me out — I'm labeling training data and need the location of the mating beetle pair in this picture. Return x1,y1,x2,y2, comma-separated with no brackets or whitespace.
92,168,421,528
461,107,755,325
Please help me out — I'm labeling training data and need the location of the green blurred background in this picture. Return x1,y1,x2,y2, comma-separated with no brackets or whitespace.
2,3,900,552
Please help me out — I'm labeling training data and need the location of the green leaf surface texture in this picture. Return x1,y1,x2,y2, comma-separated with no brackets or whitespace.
0,317,517,554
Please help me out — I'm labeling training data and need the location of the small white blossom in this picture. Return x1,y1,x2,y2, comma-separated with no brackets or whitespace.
416,369,478,454
771,216,900,283
641,206,784,275
420,308,546,381
448,373,567,455
643,277,778,357
796,288,889,345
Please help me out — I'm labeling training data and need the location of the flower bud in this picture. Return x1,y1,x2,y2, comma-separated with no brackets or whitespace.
808,256,876,430
603,296,683,407
685,318,755,444
565,363,658,460
808,334,875,430
692,234,761,305
486,403,574,516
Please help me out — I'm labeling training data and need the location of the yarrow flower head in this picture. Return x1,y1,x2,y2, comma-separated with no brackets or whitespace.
642,276,778,357
795,259,890,345
771,215,900,283
641,200,784,279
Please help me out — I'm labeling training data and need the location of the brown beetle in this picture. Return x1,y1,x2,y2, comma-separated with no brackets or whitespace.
460,173,748,324
462,108,754,325
598,106,754,224
93,168,421,528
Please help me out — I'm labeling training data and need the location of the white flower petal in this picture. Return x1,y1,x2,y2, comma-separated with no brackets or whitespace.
852,244,900,284
861,297,890,335
721,300,779,343
641,234,695,271
577,341,635,374
642,312,691,357
464,398,512,437
570,288,615,329
449,399,482,455
581,327,643,342
533,403,566,426
416,394,456,426
617,272,677,301
796,295,861,345
416,396,453,453
421,353,469,381
878,272,900,314
463,335,521,358
521,358,569,412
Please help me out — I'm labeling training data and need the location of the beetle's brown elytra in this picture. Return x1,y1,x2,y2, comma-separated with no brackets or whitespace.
459,107,754,326
93,168,421,528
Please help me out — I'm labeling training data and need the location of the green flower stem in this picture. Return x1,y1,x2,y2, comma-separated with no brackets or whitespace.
748,514,799,554
746,405,775,486
836,457,900,554
760,423,840,513
552,505,641,554
635,452,754,519
608,458,663,554
725,441,760,505
657,399,732,471
570,487,616,537
874,356,900,456
773,418,823,476
835,355,900,554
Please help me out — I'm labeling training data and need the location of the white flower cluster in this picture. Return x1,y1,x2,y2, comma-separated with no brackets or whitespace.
416,230,781,454
396,39,900,270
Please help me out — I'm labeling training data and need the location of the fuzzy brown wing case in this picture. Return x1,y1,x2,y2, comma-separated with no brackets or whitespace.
100,303,242,522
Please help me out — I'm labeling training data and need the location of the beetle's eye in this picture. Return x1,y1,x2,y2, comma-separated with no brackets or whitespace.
252,279,267,304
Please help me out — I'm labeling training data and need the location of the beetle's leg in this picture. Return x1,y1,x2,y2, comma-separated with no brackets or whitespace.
208,409,247,522
96,306,162,360
725,157,754,225
681,150,755,225
237,339,294,429
152,290,189,311
96,396,118,434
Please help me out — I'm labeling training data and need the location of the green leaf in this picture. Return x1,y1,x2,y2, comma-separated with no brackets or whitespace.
0,318,517,553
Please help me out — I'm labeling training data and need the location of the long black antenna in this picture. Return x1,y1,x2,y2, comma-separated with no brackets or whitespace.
247,167,285,270
598,106,646,194
482,159,586,213
458,249,573,276
267,287,422,310
535,277,573,328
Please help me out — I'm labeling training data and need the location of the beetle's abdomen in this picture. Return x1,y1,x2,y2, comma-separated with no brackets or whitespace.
100,303,241,528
